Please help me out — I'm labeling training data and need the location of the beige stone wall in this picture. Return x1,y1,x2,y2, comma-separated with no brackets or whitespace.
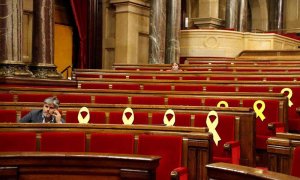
23,0,33,63
249,0,268,32
108,0,149,67
284,0,300,33
180,30,300,58
102,0,116,69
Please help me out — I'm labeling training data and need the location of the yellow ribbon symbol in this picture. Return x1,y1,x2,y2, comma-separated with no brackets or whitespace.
122,107,134,125
281,88,293,107
78,107,90,123
163,109,175,126
217,101,229,108
206,110,221,146
253,100,266,122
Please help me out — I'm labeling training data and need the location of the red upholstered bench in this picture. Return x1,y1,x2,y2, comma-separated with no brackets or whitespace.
0,110,17,123
0,93,14,102
75,73,99,78
40,132,86,152
65,110,106,124
138,134,187,180
181,76,206,80
238,86,270,92
204,98,240,107
0,132,36,151
95,95,129,104
238,77,264,81
273,87,300,132
101,74,126,79
205,85,236,92
90,133,135,154
209,76,235,81
111,83,140,90
108,111,149,125
243,99,282,150
168,97,202,106
174,84,203,91
143,84,172,91
131,96,165,105
57,94,91,103
151,112,191,126
291,146,300,178
80,83,109,89
266,77,294,81
156,76,180,80
129,75,153,79
17,94,52,102
194,113,240,164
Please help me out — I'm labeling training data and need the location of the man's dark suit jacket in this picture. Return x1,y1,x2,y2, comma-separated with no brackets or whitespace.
19,109,65,123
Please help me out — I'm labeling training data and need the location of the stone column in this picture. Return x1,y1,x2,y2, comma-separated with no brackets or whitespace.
238,0,248,32
191,0,225,29
148,0,166,64
225,0,239,30
268,0,283,33
165,0,181,64
30,0,61,78
111,0,150,64
0,0,32,77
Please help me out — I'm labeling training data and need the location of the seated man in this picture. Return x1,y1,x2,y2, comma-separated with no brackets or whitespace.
167,62,183,72
19,97,65,123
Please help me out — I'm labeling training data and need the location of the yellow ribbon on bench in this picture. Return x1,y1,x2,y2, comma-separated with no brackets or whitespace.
217,101,229,108
206,110,221,146
253,100,266,122
281,88,293,107
163,109,175,126
122,107,134,125
78,107,90,123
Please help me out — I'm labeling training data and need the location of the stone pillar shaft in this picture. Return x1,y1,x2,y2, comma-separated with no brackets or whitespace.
31,0,61,78
32,0,54,65
165,0,181,64
269,0,283,32
148,0,166,64
0,0,32,77
225,0,239,30
238,0,248,32
0,0,22,64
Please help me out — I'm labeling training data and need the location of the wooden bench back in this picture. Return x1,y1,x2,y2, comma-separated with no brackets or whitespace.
206,162,300,180
0,152,160,180
0,124,212,180
267,133,300,175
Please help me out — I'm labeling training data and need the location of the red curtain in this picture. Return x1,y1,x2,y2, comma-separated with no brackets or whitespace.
70,0,88,68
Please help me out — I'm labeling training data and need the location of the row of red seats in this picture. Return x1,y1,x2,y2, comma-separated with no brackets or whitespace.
111,67,300,72
76,73,300,81
0,109,239,166
0,131,185,180
0,89,286,151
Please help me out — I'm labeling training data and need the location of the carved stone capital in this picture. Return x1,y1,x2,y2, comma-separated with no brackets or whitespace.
192,17,225,29
30,65,62,79
0,64,33,77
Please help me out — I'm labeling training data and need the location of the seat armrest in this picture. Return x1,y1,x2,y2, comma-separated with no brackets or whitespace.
171,167,188,180
268,122,285,132
224,141,240,164
224,141,240,151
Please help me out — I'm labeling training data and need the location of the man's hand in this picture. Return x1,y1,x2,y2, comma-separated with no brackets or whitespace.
53,109,62,123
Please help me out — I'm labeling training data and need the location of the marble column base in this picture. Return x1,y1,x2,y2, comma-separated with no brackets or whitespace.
29,65,62,79
192,17,225,29
0,64,33,77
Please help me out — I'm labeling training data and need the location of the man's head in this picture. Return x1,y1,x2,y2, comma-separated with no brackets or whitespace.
171,62,180,71
43,97,60,117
